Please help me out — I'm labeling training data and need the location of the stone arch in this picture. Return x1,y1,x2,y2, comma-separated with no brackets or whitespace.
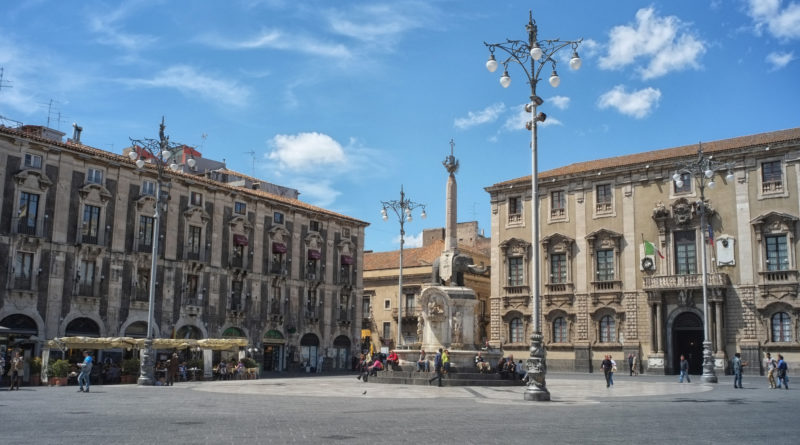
120,315,162,339
63,316,102,337
665,307,704,374
0,310,44,339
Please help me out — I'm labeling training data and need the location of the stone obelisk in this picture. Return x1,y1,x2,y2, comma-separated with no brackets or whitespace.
444,139,458,254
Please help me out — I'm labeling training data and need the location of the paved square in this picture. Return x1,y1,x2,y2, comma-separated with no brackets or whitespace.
1,373,794,444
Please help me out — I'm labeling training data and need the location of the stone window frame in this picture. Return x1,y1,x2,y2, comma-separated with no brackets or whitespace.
547,189,569,224
669,172,695,198
585,229,623,285
12,169,53,237
86,166,104,185
77,178,112,246
545,309,574,345
757,157,788,199
11,249,38,291
141,179,156,196
23,152,43,169
509,316,524,343
234,201,247,215
542,233,575,286
506,195,524,228
591,308,623,345
384,299,391,310
592,182,616,219
771,311,793,342
182,204,211,262
761,302,797,345
752,211,798,274
228,213,253,270
499,237,530,292
268,225,291,275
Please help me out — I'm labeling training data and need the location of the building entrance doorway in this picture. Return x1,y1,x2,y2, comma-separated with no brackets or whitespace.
672,312,703,374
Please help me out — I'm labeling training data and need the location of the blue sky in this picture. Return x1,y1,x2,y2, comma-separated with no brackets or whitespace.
1,0,798,253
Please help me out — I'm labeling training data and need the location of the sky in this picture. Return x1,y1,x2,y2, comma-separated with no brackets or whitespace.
1,0,799,253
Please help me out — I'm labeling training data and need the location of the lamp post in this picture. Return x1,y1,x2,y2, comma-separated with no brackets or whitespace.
484,10,582,402
381,186,426,348
128,117,195,385
671,144,734,383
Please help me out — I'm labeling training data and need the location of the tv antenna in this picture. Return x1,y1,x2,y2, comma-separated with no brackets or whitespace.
199,133,207,151
244,150,256,177
40,99,67,129
0,67,12,94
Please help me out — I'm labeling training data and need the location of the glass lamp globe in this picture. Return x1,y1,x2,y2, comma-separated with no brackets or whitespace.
486,55,498,73
128,151,138,161
569,51,582,70
500,71,511,88
549,71,560,88
675,180,684,188
530,45,543,60
136,159,145,169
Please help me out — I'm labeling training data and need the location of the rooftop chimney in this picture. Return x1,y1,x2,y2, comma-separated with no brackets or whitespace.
72,123,83,143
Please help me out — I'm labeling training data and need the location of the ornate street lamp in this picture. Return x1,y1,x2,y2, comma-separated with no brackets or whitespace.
128,117,194,385
484,10,582,401
672,144,734,383
381,186,426,348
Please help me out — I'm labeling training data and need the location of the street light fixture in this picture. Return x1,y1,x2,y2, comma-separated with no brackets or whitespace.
671,144,735,384
484,10,583,402
128,117,186,385
380,186,426,348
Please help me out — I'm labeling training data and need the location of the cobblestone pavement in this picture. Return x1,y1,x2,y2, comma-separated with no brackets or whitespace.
0,373,794,444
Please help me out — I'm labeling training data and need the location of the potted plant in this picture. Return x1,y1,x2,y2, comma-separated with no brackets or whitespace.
29,357,43,386
187,358,204,380
48,359,70,386
121,358,140,383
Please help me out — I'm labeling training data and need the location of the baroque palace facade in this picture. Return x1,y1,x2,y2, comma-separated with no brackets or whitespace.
486,128,800,375
0,123,367,374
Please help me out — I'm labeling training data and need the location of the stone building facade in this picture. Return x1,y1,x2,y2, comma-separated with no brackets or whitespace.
486,128,800,375
363,222,490,351
0,124,367,374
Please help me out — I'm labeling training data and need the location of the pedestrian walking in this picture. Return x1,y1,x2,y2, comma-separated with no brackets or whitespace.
166,353,179,386
428,348,443,387
632,353,639,376
764,352,777,389
678,354,691,383
442,349,450,375
609,355,616,387
776,354,789,389
77,350,93,393
7,351,23,390
628,354,634,376
601,355,613,388
732,352,745,388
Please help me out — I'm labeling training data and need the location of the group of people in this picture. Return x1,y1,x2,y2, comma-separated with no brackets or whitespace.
215,357,248,381
601,354,617,387
764,352,789,389
356,353,384,382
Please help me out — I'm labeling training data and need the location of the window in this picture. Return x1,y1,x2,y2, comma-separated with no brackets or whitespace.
306,258,318,279
87,168,103,185
188,225,202,255
24,153,42,169
762,160,783,193
384,299,391,310
141,180,155,196
553,317,567,343
510,318,523,343
508,196,522,223
139,216,154,248
17,192,39,235
595,184,612,213
362,296,371,317
508,257,524,286
274,211,284,224
190,192,203,206
383,322,391,340
674,172,691,194
186,274,199,300
82,205,101,243
599,315,615,342
551,190,565,218
310,220,320,232
674,230,697,275
771,312,791,342
13,251,33,289
79,260,95,295
343,227,351,238
765,234,789,271
596,250,614,281
234,202,246,215
404,293,415,312
231,281,243,310
550,253,567,284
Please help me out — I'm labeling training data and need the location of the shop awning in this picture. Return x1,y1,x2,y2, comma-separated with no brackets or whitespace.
340,255,354,265
272,242,287,253
233,234,248,246
46,336,248,351
307,249,321,260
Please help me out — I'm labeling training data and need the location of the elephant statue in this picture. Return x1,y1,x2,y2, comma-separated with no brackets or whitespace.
431,253,488,286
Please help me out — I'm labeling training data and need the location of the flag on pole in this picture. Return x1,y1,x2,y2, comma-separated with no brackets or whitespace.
644,240,665,259
707,224,714,246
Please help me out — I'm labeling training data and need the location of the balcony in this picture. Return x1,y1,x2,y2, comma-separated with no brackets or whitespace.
138,242,154,253
270,263,287,275
80,235,99,245
185,250,201,261
305,308,319,322
762,180,783,194
337,309,352,326
339,272,352,286
132,289,150,302
507,213,522,224
757,269,798,298
16,222,37,236
13,276,32,290
643,273,730,290
543,282,574,307
503,285,529,295
229,256,243,269
591,280,622,292
392,306,420,320
183,296,203,316
77,284,96,297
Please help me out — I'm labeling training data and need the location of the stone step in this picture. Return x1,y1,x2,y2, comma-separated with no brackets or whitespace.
367,373,525,387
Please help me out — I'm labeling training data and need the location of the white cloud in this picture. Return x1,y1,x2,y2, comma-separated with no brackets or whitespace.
397,231,423,248
597,85,661,119
325,2,437,48
290,178,341,208
746,0,800,39
205,29,352,59
600,7,706,79
501,107,562,132
548,96,571,110
766,50,796,69
86,3,157,52
454,103,506,129
267,132,346,170
120,66,250,107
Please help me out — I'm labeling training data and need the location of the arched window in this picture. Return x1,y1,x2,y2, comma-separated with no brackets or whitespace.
553,317,567,343
599,315,615,343
510,318,523,343
771,312,792,342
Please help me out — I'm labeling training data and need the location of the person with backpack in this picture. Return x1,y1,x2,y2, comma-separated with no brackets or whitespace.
428,348,443,387
777,354,789,390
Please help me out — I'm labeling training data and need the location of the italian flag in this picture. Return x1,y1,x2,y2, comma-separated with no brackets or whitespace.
644,240,664,259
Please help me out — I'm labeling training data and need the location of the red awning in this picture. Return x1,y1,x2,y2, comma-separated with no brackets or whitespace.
233,234,248,246
272,242,287,254
307,249,321,260
340,255,354,265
